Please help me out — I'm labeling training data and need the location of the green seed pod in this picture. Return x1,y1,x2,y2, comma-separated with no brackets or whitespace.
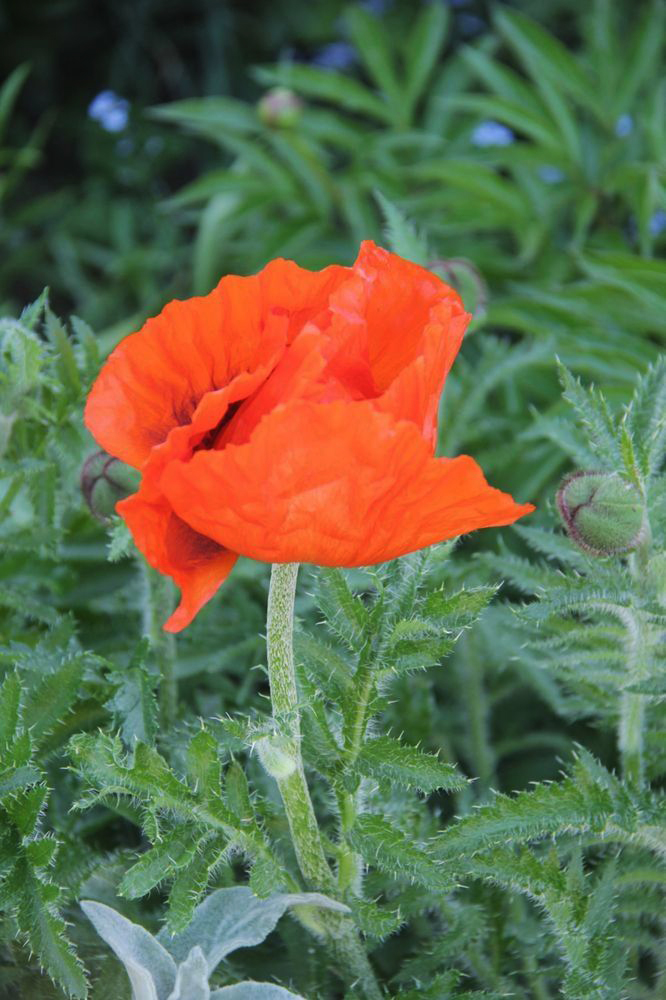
556,471,648,557
256,735,297,780
81,449,140,523
257,87,303,128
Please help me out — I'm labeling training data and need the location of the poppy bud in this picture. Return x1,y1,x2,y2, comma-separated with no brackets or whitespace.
556,471,648,557
256,734,297,780
257,87,303,128
81,450,140,523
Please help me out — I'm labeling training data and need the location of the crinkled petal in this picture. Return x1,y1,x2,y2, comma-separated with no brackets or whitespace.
84,257,347,470
118,485,237,633
160,400,534,568
351,241,467,394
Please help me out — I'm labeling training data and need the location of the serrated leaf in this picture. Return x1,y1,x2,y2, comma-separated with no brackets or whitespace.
348,815,454,890
0,670,21,746
374,192,429,266
120,829,200,900
22,656,86,745
314,568,369,651
356,737,466,794
14,861,88,998
107,663,158,748
186,730,222,798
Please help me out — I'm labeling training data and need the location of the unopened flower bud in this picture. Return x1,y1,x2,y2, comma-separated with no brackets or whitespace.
257,87,303,128
256,735,297,780
556,471,648,557
81,450,140,523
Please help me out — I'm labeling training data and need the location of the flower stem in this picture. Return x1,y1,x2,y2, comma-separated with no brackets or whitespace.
266,562,333,889
619,536,652,787
140,561,177,732
266,563,382,999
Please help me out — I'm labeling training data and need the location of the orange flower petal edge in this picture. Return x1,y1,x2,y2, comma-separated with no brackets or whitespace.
84,241,534,631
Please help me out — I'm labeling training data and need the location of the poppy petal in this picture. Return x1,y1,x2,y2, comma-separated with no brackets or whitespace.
352,241,466,393
118,486,237,633
160,400,533,568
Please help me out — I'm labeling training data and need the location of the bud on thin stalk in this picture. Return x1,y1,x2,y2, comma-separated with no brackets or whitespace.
556,471,648,557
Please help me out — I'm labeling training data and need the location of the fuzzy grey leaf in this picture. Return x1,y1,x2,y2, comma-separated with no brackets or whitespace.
81,900,176,1000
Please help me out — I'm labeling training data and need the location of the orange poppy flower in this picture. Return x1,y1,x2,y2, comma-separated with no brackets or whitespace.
85,241,533,632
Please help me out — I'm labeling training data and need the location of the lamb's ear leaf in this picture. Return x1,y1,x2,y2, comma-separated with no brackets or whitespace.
166,946,209,1000
158,887,348,972
158,887,290,971
81,900,177,1000
210,984,305,999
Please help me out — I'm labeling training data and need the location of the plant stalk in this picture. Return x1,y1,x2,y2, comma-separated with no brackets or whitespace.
140,560,178,732
619,536,651,787
266,562,382,999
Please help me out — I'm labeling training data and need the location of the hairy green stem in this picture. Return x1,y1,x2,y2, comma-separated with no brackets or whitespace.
266,562,333,889
140,561,177,732
619,537,651,787
266,563,382,999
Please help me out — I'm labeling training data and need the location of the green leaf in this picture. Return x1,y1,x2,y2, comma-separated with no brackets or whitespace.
0,670,21,747
120,828,200,899
346,6,402,122
557,362,622,467
21,657,87,745
494,9,597,115
0,64,30,144
374,192,429,266
403,2,449,121
253,65,392,123
15,861,88,998
314,568,370,652
44,308,81,398
355,737,466,794
186,729,222,799
348,815,455,890
423,585,498,629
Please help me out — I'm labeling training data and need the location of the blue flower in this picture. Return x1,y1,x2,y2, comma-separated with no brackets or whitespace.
649,210,666,236
88,90,130,133
615,114,633,138
472,120,515,148
312,42,357,71
538,165,565,184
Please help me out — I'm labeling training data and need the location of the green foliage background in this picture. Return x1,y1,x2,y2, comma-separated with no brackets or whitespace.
1,1,665,997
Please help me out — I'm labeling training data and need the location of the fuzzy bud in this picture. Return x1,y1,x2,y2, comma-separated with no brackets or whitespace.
81,450,140,523
257,87,303,128
256,735,297,780
556,471,648,557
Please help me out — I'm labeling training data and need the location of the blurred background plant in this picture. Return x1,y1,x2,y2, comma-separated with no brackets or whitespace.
1,0,666,997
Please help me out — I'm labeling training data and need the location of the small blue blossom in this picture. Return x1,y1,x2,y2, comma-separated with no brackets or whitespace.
472,120,515,148
458,12,486,35
538,165,565,184
312,42,357,71
649,210,666,236
88,90,129,133
615,114,633,138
